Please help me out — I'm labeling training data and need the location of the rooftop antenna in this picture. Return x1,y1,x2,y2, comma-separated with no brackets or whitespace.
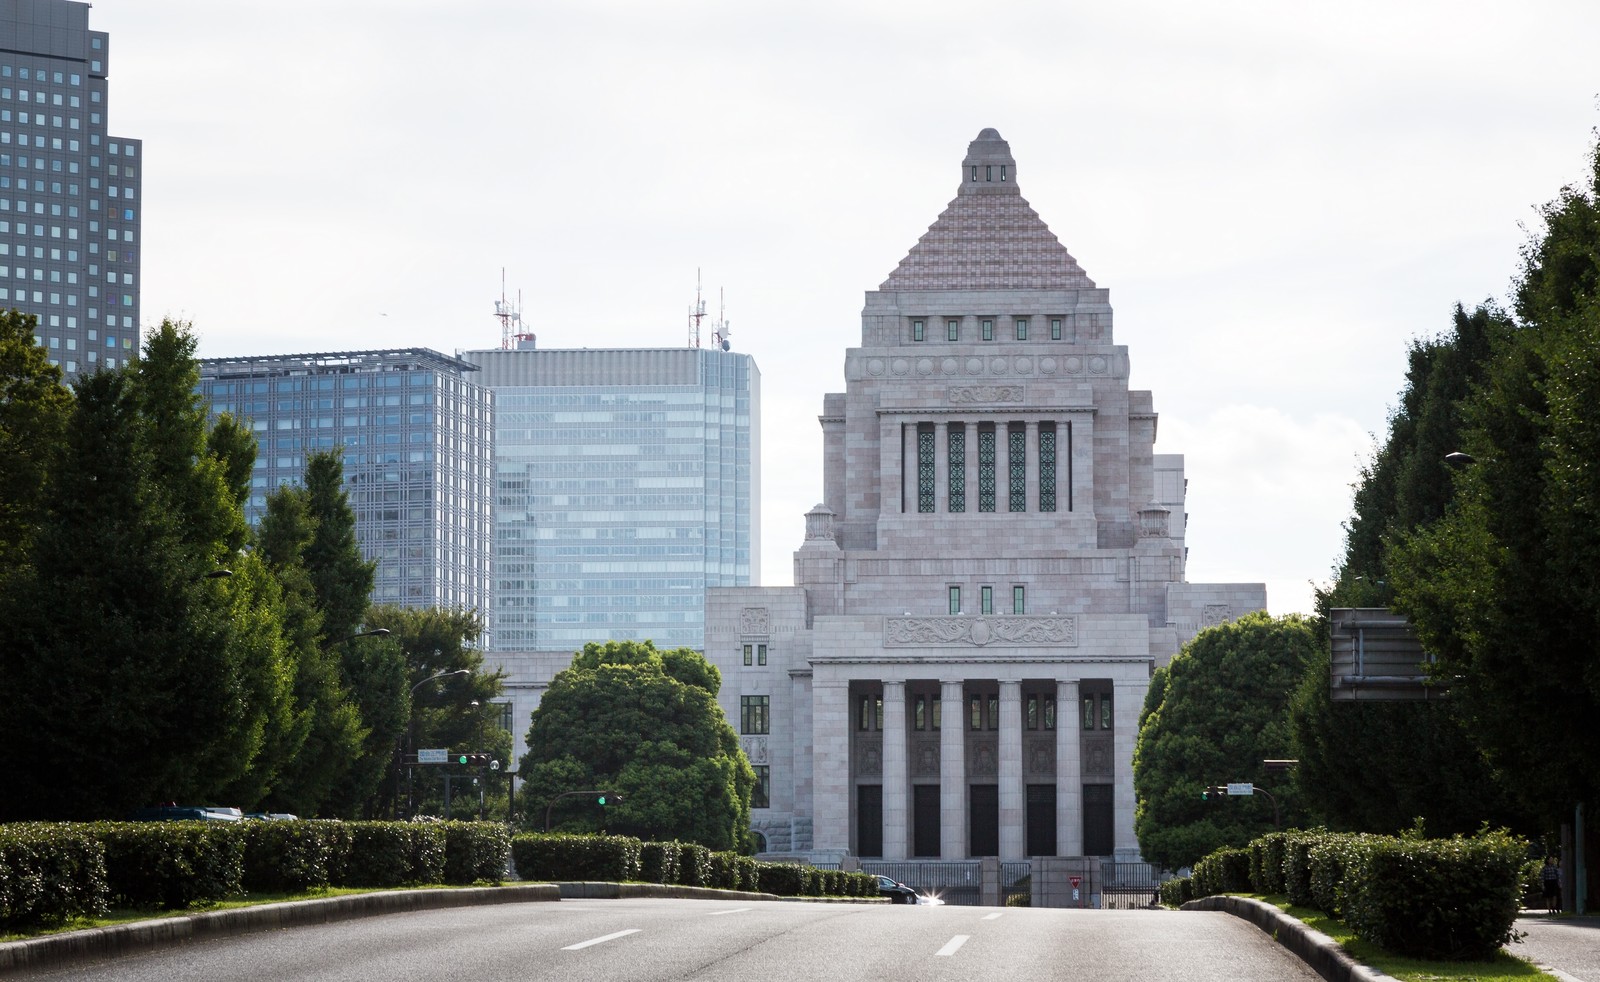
688,269,706,348
495,268,531,349
711,287,732,351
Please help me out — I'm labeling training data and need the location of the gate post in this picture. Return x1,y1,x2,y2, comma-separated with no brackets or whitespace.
980,856,1001,906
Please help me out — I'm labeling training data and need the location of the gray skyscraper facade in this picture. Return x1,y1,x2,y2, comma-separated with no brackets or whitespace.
1,0,140,376
460,345,759,654
197,349,495,637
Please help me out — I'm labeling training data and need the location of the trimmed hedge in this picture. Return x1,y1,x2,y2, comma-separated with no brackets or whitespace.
241,820,334,894
338,822,447,888
639,841,682,885
91,821,244,909
442,822,510,885
0,823,109,929
676,842,712,887
1158,875,1193,907
756,861,804,896
511,833,641,882
1191,846,1251,897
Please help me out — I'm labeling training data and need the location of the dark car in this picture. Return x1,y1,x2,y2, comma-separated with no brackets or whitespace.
876,874,918,904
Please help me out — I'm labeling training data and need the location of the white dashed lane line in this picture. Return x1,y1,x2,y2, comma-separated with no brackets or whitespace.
935,935,970,957
709,908,752,916
562,929,642,951
981,912,1003,921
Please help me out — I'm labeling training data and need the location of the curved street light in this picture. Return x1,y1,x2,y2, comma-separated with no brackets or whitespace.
395,668,472,818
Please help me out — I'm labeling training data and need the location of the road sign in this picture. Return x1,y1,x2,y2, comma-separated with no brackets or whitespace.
417,748,448,764
1070,876,1082,888
1226,782,1254,796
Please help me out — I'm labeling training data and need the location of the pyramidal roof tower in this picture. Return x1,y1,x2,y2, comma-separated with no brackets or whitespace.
882,128,1097,293
704,129,1265,868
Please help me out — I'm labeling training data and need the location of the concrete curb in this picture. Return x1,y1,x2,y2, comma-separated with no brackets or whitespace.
1182,895,1402,982
0,884,560,976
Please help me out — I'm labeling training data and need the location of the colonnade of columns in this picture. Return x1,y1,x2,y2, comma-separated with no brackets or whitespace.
884,412,1095,516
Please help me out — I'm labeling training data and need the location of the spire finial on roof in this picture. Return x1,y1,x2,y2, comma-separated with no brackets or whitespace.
960,128,1018,196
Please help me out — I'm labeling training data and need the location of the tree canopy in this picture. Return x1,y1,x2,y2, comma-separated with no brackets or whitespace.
520,640,753,851
1134,611,1316,869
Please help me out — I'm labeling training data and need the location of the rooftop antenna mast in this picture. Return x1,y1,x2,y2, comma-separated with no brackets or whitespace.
687,269,707,348
711,287,732,351
495,268,530,349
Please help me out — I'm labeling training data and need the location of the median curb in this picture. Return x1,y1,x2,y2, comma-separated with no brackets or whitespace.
0,883,560,976
1182,895,1401,982
555,881,781,902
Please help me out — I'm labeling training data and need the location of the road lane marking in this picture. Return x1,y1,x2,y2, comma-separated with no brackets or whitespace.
935,935,970,957
562,929,641,950
709,907,752,916
981,912,1003,921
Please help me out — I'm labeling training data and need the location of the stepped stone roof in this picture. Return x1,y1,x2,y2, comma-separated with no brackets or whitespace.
880,128,1096,293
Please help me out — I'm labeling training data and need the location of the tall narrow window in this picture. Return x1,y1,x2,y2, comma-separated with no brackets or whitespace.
1026,694,1039,729
948,585,961,615
978,425,997,512
970,165,978,182
1013,585,1026,614
947,319,959,341
1050,318,1063,340
1082,695,1096,730
948,424,966,513
743,644,753,666
752,766,770,808
912,319,925,342
932,699,942,730
917,424,935,513
860,696,874,731
740,695,770,734
1044,696,1056,730
914,695,927,730
1101,693,1113,730
1015,318,1028,340
757,643,768,666
1039,424,1057,513
985,165,993,181
969,695,982,730
981,319,994,341
987,696,999,730
1000,165,1008,181
981,585,993,614
1009,425,1027,512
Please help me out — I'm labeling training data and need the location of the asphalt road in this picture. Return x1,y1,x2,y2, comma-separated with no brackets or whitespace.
13,898,1323,982
1514,915,1600,981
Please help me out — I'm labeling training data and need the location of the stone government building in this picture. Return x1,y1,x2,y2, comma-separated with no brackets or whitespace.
706,129,1264,867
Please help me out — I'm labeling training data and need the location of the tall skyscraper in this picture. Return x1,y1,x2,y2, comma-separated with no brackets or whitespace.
460,345,759,655
705,129,1265,878
0,0,140,376
197,349,495,638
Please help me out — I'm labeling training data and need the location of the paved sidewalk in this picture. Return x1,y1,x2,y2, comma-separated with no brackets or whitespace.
1512,914,1600,982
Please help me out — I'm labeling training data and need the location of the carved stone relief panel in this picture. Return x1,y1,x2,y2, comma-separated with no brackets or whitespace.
1082,733,1114,779
1201,604,1233,627
970,745,997,776
741,736,769,765
740,607,770,635
858,741,882,777
949,384,1024,404
913,741,940,778
1025,738,1054,777
884,615,1078,647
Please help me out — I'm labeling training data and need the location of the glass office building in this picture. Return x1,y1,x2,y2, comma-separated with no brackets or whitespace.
0,0,141,377
461,345,758,653
197,349,494,636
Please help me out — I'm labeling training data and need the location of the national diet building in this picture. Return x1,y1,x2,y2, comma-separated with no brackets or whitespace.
706,129,1265,869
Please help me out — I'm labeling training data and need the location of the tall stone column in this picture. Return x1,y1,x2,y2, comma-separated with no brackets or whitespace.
881,680,908,860
881,418,904,515
940,679,967,858
934,421,948,513
811,677,852,854
1069,411,1094,516
998,422,1014,514
1113,679,1145,859
998,679,1025,859
1056,679,1082,856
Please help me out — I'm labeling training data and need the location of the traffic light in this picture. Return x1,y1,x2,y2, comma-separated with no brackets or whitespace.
457,753,493,766
597,793,622,806
1201,785,1227,800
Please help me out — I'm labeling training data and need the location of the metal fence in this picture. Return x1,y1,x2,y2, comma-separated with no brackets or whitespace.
1100,861,1161,909
1001,861,1032,906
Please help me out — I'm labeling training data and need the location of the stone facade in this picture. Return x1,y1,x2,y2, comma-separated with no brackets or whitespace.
706,129,1265,863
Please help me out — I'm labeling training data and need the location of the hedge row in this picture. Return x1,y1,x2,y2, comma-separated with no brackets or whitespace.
0,820,510,931
1168,827,1528,961
509,833,877,898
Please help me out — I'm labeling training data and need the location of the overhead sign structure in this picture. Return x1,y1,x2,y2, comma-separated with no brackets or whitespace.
417,748,449,764
1226,783,1254,796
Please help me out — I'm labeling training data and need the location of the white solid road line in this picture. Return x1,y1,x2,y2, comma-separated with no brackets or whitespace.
935,935,970,957
709,907,753,916
981,912,1003,921
562,929,642,951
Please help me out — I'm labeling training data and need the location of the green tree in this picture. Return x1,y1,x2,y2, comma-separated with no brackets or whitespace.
1134,612,1316,870
520,640,753,851
0,309,70,576
300,450,375,644
1390,139,1600,824
364,605,505,819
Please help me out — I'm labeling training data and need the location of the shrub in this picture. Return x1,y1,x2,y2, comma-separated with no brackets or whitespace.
337,822,446,887
757,861,804,896
848,871,876,897
240,820,331,894
511,833,641,882
1282,832,1322,908
1191,846,1251,898
442,822,509,885
1159,875,1194,907
639,842,681,885
707,851,737,889
1250,832,1289,894
676,842,711,887
91,821,244,909
0,823,108,929
1343,829,1526,960
734,855,759,892
1308,832,1371,918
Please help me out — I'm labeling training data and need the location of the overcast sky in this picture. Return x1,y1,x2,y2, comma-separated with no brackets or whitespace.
92,0,1599,615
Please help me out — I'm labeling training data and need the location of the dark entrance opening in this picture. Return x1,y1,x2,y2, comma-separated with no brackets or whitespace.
857,785,882,858
913,785,940,857
1026,783,1056,856
1083,783,1114,856
969,784,999,856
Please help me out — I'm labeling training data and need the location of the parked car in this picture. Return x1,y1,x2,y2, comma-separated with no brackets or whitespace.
877,874,919,904
126,804,242,822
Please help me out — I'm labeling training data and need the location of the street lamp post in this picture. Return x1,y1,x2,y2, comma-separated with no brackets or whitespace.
397,668,470,819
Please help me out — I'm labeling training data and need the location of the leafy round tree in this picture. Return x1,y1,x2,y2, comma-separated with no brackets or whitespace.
520,640,754,851
1134,611,1316,870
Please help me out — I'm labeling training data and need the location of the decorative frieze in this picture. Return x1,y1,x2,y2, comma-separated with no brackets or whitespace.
884,615,1078,647
1201,604,1233,628
742,736,769,765
949,384,1024,404
740,607,770,635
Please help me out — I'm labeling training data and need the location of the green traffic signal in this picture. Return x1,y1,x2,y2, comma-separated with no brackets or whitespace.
457,754,468,765
597,795,607,806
